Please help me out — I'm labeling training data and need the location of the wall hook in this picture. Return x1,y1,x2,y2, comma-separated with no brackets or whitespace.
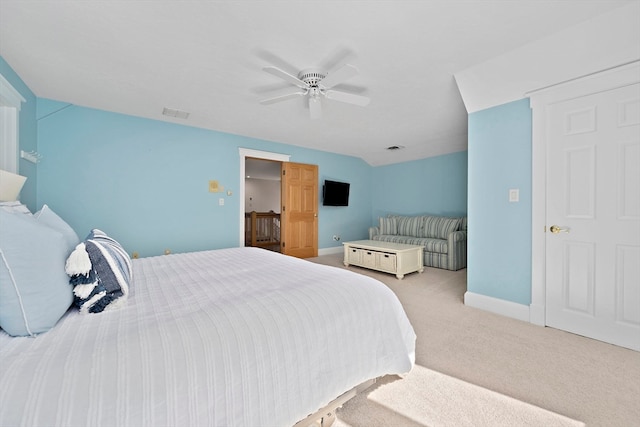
20,150,42,164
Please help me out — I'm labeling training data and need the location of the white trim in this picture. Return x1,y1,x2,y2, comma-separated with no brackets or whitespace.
0,106,19,172
529,94,547,327
527,60,640,105
529,303,546,326
527,61,640,327
525,60,639,97
0,74,25,174
238,148,290,246
318,246,343,256
0,74,26,109
464,291,530,323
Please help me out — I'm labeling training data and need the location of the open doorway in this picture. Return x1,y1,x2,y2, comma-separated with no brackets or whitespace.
244,158,282,252
238,148,290,248
238,149,318,259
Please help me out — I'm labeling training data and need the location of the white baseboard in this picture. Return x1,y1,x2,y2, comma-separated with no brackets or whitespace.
528,304,546,326
318,246,343,256
464,291,530,323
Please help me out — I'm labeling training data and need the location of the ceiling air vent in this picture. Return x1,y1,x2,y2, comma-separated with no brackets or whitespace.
162,107,190,120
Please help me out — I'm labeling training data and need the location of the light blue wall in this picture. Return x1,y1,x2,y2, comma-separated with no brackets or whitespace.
371,151,468,222
4,54,469,260
467,98,532,305
0,56,37,211
36,99,372,257
313,151,374,246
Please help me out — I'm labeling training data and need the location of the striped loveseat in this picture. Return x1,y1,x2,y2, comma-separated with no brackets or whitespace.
368,215,467,271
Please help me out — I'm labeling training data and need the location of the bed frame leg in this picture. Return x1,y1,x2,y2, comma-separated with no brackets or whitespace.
320,411,336,427
307,411,335,427
293,378,376,427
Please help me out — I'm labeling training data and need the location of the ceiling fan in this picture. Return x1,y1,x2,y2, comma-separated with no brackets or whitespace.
259,62,370,119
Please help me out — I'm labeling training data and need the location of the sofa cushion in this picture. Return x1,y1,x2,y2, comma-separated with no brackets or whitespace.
394,215,423,237
372,235,449,254
421,216,462,239
378,216,397,235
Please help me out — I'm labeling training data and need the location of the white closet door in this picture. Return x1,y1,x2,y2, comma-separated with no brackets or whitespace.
545,82,640,351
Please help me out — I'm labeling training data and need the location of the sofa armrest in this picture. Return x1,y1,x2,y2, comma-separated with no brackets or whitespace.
449,229,466,242
447,230,467,270
369,226,380,240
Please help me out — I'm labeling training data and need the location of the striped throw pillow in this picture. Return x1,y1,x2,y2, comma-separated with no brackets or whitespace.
65,229,132,314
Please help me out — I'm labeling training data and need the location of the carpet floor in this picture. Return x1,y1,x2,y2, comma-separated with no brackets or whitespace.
307,253,640,427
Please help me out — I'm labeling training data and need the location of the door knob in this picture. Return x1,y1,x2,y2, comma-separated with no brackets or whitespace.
550,225,570,234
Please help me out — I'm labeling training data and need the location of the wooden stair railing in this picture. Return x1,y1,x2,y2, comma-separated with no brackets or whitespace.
245,211,281,251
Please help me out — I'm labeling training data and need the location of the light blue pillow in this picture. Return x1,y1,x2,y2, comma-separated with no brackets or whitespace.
0,201,32,215
35,204,80,253
0,210,73,337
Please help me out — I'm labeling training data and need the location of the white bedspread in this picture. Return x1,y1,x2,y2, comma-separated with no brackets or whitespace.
0,247,415,427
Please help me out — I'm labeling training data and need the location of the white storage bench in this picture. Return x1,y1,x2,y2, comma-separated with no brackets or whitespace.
343,240,424,279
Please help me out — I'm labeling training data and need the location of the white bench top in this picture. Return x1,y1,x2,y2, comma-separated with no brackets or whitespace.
343,240,424,253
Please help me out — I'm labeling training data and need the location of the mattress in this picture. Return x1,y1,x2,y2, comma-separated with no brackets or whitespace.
0,247,415,426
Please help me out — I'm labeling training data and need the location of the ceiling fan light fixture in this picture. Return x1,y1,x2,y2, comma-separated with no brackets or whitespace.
298,69,327,86
309,96,322,120
259,58,370,119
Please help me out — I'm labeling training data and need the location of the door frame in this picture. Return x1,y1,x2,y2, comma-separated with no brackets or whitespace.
528,60,640,326
238,148,290,247
0,73,26,174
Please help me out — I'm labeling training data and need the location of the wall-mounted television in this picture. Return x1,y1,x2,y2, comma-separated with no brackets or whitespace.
322,180,350,206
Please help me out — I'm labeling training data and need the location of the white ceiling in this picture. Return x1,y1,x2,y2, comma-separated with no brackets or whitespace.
246,158,281,181
0,1,632,166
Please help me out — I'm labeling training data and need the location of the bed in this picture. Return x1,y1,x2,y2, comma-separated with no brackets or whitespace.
0,245,416,426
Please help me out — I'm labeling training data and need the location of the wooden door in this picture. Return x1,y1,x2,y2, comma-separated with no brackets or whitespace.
545,83,640,350
280,162,318,258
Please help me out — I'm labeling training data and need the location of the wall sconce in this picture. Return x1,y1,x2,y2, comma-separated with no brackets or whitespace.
0,169,27,201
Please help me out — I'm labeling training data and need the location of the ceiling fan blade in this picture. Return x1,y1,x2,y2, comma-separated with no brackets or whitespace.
259,89,306,105
309,96,322,120
254,48,300,76
318,64,359,89
318,47,356,75
263,66,309,89
325,89,370,107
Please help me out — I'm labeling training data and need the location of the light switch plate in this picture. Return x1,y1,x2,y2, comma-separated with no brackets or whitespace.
509,188,519,202
219,198,224,206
